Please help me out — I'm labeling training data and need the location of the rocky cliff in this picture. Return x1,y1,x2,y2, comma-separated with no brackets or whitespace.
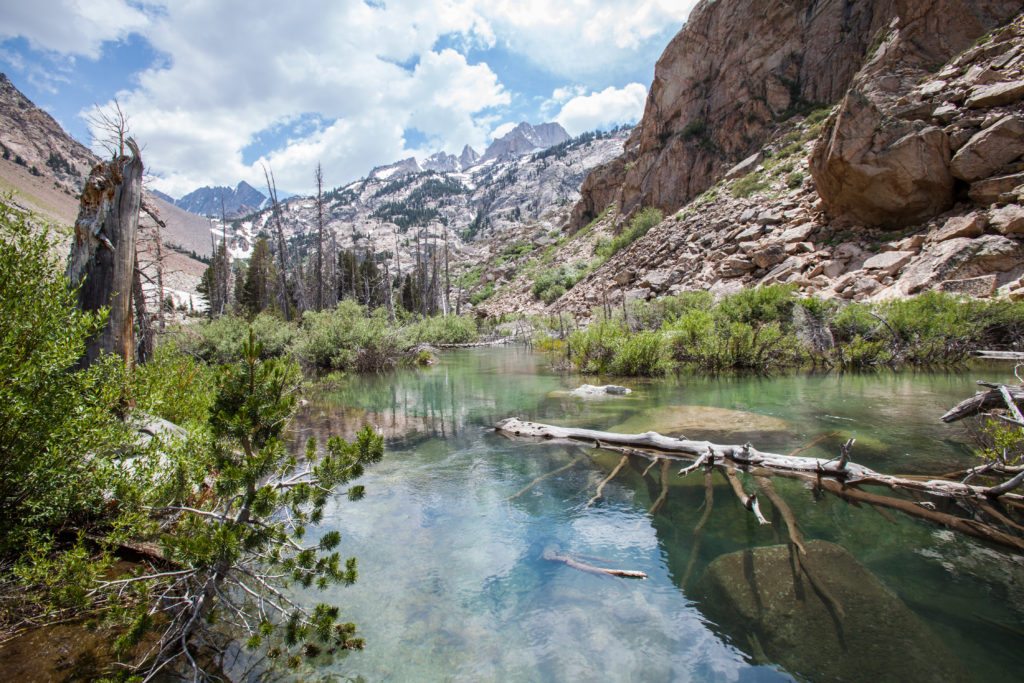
477,10,1024,318
570,0,1021,231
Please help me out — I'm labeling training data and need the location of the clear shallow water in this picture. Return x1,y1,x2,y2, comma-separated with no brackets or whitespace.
284,348,1024,682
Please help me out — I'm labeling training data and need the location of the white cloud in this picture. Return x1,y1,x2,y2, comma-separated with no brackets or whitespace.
1,0,698,196
554,83,647,136
0,0,150,59
489,122,517,140
474,1,699,80
81,0,508,196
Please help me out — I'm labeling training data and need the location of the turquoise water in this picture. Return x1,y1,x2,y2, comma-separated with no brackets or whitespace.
284,348,1024,682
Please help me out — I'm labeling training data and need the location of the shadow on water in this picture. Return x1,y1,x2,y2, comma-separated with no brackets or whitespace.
282,347,1024,683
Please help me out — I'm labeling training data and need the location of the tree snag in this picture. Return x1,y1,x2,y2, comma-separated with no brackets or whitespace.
67,138,143,369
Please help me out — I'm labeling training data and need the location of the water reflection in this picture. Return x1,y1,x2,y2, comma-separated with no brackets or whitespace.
282,349,1023,682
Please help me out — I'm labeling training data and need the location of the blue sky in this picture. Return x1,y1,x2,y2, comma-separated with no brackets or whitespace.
0,1,698,196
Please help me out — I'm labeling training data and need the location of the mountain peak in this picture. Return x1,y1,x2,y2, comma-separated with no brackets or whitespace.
479,121,570,165
175,182,266,218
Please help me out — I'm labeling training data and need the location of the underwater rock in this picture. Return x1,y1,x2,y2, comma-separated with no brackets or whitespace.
613,405,789,439
569,384,633,397
694,540,968,682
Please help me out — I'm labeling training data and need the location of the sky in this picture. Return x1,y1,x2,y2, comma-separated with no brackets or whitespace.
0,0,698,197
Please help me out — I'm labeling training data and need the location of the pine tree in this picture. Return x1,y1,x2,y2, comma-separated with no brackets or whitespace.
240,237,276,316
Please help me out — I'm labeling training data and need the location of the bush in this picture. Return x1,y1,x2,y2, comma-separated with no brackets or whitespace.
469,283,495,305
595,207,664,261
731,172,770,198
406,314,479,345
132,341,216,428
0,201,134,552
567,318,626,375
609,331,670,376
532,264,587,304
291,302,403,372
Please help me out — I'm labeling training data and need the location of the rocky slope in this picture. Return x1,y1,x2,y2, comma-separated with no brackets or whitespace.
0,73,96,197
224,126,628,280
0,73,211,307
570,0,1021,231
479,10,1024,318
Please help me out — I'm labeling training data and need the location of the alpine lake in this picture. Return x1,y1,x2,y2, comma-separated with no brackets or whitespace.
268,346,1023,682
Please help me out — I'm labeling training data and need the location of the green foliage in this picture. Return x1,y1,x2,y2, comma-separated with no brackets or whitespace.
406,314,479,345
731,172,770,198
532,263,587,304
179,312,297,364
560,287,1024,376
132,341,216,428
609,331,670,376
567,318,625,375
291,302,403,372
594,207,664,261
147,333,383,674
0,201,134,552
469,283,495,305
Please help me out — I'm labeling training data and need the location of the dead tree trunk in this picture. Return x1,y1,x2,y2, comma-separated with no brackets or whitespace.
495,418,1024,551
68,139,143,369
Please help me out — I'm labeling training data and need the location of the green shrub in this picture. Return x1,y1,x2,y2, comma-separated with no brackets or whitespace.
291,302,403,372
610,331,670,376
406,314,479,345
133,341,216,428
532,264,587,304
469,283,495,305
715,284,798,326
567,318,626,375
0,201,134,551
731,172,770,198
595,207,664,261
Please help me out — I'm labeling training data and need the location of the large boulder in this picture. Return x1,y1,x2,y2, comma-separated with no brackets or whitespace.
812,90,954,227
950,116,1024,183
695,541,968,682
895,234,1024,294
810,1,1023,228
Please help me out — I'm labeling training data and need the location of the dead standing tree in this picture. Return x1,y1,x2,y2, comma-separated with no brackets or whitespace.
67,138,144,369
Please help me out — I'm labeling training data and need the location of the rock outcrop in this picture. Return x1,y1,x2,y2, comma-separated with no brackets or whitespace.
570,0,1022,232
811,3,1024,227
570,0,891,230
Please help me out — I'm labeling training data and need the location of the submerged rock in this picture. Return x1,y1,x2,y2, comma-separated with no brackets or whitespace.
569,384,633,398
694,540,968,682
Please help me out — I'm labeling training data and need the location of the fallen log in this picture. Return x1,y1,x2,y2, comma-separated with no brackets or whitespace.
941,383,1024,423
494,418,1024,504
542,547,647,579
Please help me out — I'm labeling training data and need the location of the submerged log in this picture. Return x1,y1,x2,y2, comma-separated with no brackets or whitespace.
494,418,1023,503
495,418,1024,551
542,547,647,579
67,139,144,368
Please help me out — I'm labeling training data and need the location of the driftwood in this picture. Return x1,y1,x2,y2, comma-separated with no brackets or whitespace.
586,454,629,507
506,455,585,501
681,468,715,587
495,418,1024,551
648,459,670,515
542,547,647,579
494,419,1024,504
941,382,1024,423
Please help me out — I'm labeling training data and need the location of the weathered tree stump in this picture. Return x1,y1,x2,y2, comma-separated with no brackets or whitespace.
67,139,143,368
